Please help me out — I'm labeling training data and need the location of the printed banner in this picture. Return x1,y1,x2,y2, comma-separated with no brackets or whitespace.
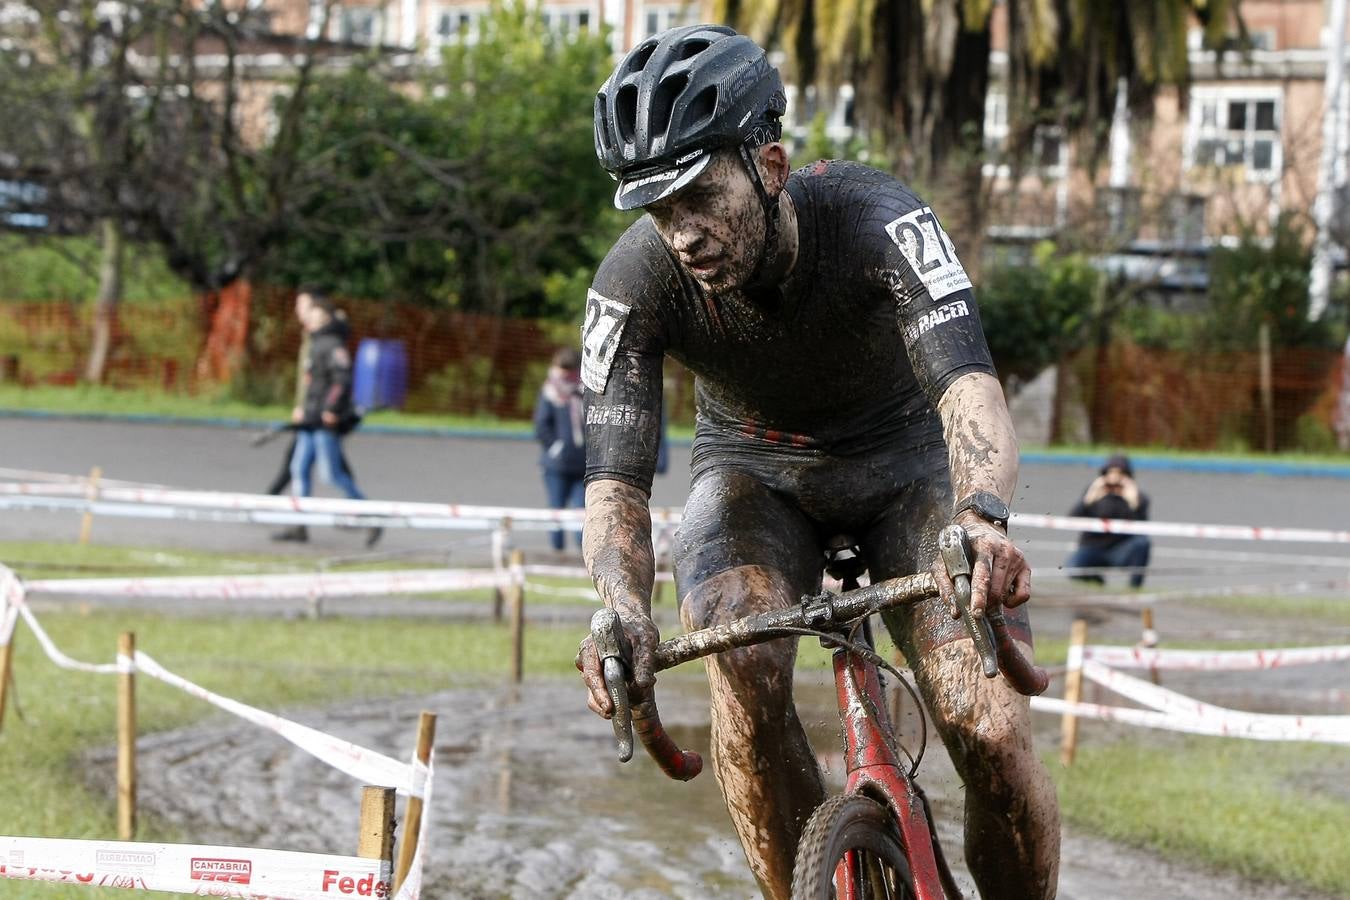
0,836,392,899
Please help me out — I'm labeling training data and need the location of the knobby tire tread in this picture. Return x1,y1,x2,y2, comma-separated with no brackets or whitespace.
792,794,915,900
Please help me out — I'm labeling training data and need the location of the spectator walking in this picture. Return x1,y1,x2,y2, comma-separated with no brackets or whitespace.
262,304,360,497
533,347,586,553
1064,454,1151,588
272,288,380,547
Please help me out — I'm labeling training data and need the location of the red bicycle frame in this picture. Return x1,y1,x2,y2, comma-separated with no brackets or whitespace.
831,642,949,900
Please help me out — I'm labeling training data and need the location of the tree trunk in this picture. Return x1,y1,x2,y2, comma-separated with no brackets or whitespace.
84,217,125,384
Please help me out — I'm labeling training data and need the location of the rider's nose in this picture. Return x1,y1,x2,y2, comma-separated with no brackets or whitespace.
670,219,704,255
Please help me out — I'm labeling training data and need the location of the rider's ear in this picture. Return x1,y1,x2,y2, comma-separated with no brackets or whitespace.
756,142,790,194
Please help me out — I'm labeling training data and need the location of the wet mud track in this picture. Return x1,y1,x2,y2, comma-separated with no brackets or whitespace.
87,670,1342,900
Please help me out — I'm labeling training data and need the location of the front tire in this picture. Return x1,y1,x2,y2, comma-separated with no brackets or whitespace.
791,794,915,900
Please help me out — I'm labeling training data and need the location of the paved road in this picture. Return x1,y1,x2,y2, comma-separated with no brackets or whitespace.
2,417,1348,591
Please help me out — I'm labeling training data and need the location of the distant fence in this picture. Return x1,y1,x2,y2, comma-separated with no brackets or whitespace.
0,293,1343,448
1070,342,1345,452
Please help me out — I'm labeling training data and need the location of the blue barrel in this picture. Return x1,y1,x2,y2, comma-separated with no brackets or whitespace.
352,339,409,411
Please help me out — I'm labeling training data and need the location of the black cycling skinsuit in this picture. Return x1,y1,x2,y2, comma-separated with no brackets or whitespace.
582,159,1030,653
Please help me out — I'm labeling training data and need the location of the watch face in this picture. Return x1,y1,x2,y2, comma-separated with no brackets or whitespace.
964,492,1008,523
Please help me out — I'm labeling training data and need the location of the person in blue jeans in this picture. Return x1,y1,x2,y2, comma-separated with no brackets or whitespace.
273,288,380,548
533,347,587,552
1065,454,1151,588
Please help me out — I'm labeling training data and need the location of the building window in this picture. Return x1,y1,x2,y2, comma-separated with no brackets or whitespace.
1188,90,1281,181
640,3,698,39
541,5,591,35
434,6,483,45
981,89,1064,179
339,7,381,45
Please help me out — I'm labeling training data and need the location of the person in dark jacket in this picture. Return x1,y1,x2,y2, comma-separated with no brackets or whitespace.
1064,453,1151,587
273,288,380,547
533,347,586,552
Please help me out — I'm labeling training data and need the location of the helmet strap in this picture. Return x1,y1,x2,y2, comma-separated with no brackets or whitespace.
737,142,781,289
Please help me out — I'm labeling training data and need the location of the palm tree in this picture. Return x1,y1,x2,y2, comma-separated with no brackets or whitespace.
711,0,1244,247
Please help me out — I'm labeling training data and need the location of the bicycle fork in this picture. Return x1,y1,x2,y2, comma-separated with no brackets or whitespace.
830,642,958,900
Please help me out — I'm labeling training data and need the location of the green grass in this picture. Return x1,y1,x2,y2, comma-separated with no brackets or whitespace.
1189,593,1350,627
1051,738,1350,896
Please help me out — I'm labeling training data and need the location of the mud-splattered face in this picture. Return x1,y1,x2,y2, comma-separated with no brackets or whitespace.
644,150,766,295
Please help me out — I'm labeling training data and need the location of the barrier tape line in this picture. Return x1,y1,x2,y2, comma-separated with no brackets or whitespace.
393,754,433,900
1074,659,1350,741
0,836,392,899
1030,694,1350,744
133,651,423,797
0,482,673,525
26,568,514,601
1014,512,1350,545
2,561,433,896
1083,643,1350,671
523,563,675,583
3,575,426,799
1035,578,1350,608
0,495,570,533
16,605,121,675
9,475,1350,550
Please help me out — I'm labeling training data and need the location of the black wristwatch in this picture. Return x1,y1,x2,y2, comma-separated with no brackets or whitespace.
953,491,1010,530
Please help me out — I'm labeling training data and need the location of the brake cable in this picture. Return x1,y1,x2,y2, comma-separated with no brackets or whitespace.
743,618,929,778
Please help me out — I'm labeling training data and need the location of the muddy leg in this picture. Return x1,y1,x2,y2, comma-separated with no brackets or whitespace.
681,565,825,900
911,639,1061,900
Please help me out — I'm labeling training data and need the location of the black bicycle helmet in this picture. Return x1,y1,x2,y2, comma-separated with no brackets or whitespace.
595,24,787,210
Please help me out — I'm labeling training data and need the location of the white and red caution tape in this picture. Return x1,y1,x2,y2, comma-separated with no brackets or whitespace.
133,651,424,798
1032,655,1350,744
25,567,512,601
1012,512,1350,545
1082,643,1350,671
392,755,434,900
0,836,392,899
7,469,1350,549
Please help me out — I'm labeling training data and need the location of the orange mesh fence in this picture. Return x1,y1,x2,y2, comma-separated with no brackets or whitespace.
0,293,1343,451
1070,343,1344,452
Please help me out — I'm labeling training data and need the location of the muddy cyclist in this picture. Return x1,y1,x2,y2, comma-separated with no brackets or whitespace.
574,24,1060,900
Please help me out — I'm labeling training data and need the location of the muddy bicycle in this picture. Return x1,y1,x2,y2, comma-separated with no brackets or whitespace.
590,524,1048,900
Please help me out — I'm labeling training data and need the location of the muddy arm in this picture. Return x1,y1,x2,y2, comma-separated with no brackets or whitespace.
936,372,1019,509
583,479,656,626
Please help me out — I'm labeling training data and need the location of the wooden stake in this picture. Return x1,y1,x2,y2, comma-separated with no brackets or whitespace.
357,786,397,863
509,549,525,683
394,712,437,893
0,624,15,733
492,521,511,623
1059,619,1088,767
78,465,102,545
117,632,136,839
1140,607,1161,685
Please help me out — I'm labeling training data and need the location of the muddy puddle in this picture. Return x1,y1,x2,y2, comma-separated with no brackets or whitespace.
82,665,1346,900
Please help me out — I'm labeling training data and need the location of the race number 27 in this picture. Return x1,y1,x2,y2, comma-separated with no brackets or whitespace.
884,207,973,301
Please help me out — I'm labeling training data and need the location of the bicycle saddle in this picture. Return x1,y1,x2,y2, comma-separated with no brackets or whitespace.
823,534,868,584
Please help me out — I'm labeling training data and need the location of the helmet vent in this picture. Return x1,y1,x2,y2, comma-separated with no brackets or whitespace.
651,73,689,139
682,85,718,131
628,41,657,73
677,38,710,60
615,83,639,143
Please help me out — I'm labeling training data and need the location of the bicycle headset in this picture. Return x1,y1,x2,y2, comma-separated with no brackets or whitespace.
593,24,788,270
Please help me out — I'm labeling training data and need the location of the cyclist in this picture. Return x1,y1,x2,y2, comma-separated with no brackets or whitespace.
575,24,1060,900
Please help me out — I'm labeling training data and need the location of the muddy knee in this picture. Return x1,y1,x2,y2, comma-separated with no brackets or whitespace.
920,644,1035,770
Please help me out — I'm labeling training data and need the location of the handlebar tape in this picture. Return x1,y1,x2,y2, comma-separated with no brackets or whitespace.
989,614,1050,696
632,694,703,781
